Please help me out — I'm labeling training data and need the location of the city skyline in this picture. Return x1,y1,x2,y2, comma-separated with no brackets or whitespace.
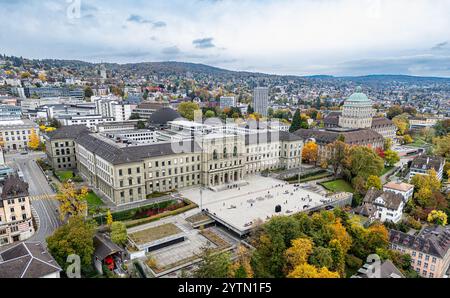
1,0,450,77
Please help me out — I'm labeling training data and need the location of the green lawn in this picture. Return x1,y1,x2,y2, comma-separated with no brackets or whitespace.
55,171,73,182
409,136,429,148
321,179,355,193
380,166,394,176
86,191,104,207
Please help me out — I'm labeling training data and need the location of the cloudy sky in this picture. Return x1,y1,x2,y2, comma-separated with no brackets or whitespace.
1,0,450,77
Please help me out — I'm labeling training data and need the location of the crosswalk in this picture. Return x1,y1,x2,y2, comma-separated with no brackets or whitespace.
29,194,57,201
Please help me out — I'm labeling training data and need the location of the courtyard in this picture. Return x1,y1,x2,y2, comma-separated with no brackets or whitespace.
181,175,341,235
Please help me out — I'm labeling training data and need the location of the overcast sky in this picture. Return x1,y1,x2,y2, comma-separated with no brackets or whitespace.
1,0,450,77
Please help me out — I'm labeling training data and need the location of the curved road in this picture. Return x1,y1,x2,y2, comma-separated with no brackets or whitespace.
6,153,62,244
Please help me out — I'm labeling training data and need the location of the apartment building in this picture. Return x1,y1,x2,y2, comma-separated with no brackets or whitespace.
390,226,450,278
0,119,39,151
383,181,414,202
408,155,445,182
0,175,34,246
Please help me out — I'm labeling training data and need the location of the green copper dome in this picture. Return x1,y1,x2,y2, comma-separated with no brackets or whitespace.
347,87,370,102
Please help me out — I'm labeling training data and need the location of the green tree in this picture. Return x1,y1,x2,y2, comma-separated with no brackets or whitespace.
434,134,450,158
177,101,200,121
47,216,96,272
327,141,349,177
387,105,403,119
205,110,215,118
84,86,93,98
309,247,333,269
346,146,384,180
366,175,382,190
136,120,146,129
111,221,128,246
193,248,232,278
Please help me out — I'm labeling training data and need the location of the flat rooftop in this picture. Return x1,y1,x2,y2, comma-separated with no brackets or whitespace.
129,223,183,246
181,176,337,235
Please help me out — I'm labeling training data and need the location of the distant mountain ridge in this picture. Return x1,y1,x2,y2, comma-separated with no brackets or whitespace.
2,54,450,82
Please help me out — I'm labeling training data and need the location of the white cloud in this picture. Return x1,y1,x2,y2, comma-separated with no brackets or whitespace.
1,0,450,76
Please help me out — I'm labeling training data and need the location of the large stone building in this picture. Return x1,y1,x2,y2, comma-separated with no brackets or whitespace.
71,128,304,206
44,125,90,170
323,87,397,140
390,225,450,278
338,87,374,129
0,176,34,246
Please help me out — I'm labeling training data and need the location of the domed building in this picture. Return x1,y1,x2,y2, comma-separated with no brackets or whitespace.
338,87,374,129
148,107,182,127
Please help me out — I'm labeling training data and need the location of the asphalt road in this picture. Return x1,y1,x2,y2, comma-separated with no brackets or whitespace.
5,152,62,244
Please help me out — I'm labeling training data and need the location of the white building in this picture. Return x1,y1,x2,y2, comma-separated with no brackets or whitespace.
383,181,414,202
253,87,269,116
58,114,114,129
0,119,39,151
356,188,404,223
220,96,236,109
93,96,134,122
408,155,445,182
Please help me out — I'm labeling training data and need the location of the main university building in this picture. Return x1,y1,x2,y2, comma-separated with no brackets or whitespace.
44,88,395,207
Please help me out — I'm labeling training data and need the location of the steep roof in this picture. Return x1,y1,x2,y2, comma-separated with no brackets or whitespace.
294,128,383,146
1,175,29,199
410,155,445,172
149,108,181,125
371,117,394,128
45,125,90,141
0,242,62,278
76,134,201,165
390,225,450,258
364,188,403,210
93,233,123,260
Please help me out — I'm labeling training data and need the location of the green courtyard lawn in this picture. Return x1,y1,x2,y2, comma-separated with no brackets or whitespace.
86,191,104,207
321,179,355,193
380,166,394,176
55,170,74,182
409,136,429,148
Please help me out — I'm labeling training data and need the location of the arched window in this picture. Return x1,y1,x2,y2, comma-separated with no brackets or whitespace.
233,146,238,157
213,150,218,160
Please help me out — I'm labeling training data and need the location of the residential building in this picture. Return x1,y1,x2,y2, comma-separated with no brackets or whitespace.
24,87,84,100
0,176,34,246
355,188,404,223
408,155,445,181
0,242,62,278
390,225,450,278
44,125,89,170
253,87,269,116
383,181,414,202
0,119,39,151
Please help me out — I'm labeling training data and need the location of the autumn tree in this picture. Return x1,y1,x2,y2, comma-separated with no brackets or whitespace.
28,128,40,150
177,101,200,121
434,134,450,158
393,115,410,136
302,141,319,165
427,210,448,226
84,86,93,98
366,175,382,190
387,105,403,119
47,216,96,272
327,141,349,177
345,146,384,180
111,221,128,246
403,134,413,144
231,245,254,278
384,149,400,167
106,210,113,227
56,183,89,220
285,238,314,270
287,263,340,278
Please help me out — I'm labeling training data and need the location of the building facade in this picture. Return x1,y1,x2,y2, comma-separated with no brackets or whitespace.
0,119,39,151
408,155,445,182
0,176,34,246
253,87,269,116
339,87,374,129
390,226,450,278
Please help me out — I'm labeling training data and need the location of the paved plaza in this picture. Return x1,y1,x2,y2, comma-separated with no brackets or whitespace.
181,175,335,235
